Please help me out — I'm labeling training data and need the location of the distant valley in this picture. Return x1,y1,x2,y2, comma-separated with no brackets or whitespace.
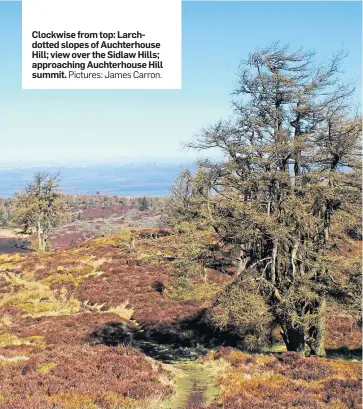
0,162,195,197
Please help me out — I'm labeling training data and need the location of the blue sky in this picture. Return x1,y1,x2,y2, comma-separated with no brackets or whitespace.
0,1,361,166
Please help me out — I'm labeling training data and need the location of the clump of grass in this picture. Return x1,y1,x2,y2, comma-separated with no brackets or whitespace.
83,300,134,320
0,332,23,347
0,354,29,364
0,331,45,349
36,362,57,374
82,301,105,312
41,273,80,286
40,268,102,288
167,279,219,302
94,393,145,409
108,302,134,320
118,229,133,244
52,393,98,409
0,315,12,328
1,271,80,317
0,253,23,270
91,235,120,247
0,282,80,318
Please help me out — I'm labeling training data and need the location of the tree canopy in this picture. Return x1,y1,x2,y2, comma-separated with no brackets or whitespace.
169,43,362,355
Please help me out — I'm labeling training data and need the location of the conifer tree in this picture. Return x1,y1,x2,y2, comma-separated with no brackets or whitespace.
139,196,150,211
186,43,361,355
12,172,69,251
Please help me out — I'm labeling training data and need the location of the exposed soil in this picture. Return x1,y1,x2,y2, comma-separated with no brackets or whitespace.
161,362,219,409
0,228,32,254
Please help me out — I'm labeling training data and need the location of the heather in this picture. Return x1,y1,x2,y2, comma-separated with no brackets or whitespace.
0,228,361,408
205,348,361,409
0,41,361,409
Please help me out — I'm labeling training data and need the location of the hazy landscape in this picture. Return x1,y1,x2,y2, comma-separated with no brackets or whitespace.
0,163,194,198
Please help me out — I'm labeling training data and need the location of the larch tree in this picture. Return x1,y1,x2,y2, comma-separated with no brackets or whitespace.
12,172,69,252
139,197,150,212
185,43,361,355
164,169,197,225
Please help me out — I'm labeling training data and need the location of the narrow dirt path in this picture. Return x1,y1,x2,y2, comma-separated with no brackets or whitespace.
184,365,206,408
162,361,219,409
110,320,221,408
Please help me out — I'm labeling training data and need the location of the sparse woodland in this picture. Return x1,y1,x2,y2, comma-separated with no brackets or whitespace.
0,44,361,409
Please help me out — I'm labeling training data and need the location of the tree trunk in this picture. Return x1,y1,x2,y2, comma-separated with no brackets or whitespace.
201,265,207,282
43,229,49,252
237,244,250,275
290,242,299,280
308,298,327,357
270,239,278,284
282,325,305,355
37,219,43,251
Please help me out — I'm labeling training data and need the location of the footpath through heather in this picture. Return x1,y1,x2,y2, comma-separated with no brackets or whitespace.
161,361,220,409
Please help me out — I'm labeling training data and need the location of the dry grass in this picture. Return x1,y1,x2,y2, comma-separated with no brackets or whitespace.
0,331,45,349
0,229,360,409
204,348,362,409
107,302,134,320
0,283,80,318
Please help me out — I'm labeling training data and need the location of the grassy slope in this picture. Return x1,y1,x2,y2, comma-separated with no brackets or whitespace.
0,229,361,409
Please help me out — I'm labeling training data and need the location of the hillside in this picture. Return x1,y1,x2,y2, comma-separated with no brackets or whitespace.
0,197,164,253
0,229,361,409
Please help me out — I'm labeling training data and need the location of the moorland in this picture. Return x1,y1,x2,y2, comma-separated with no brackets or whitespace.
0,43,362,409
0,199,361,409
